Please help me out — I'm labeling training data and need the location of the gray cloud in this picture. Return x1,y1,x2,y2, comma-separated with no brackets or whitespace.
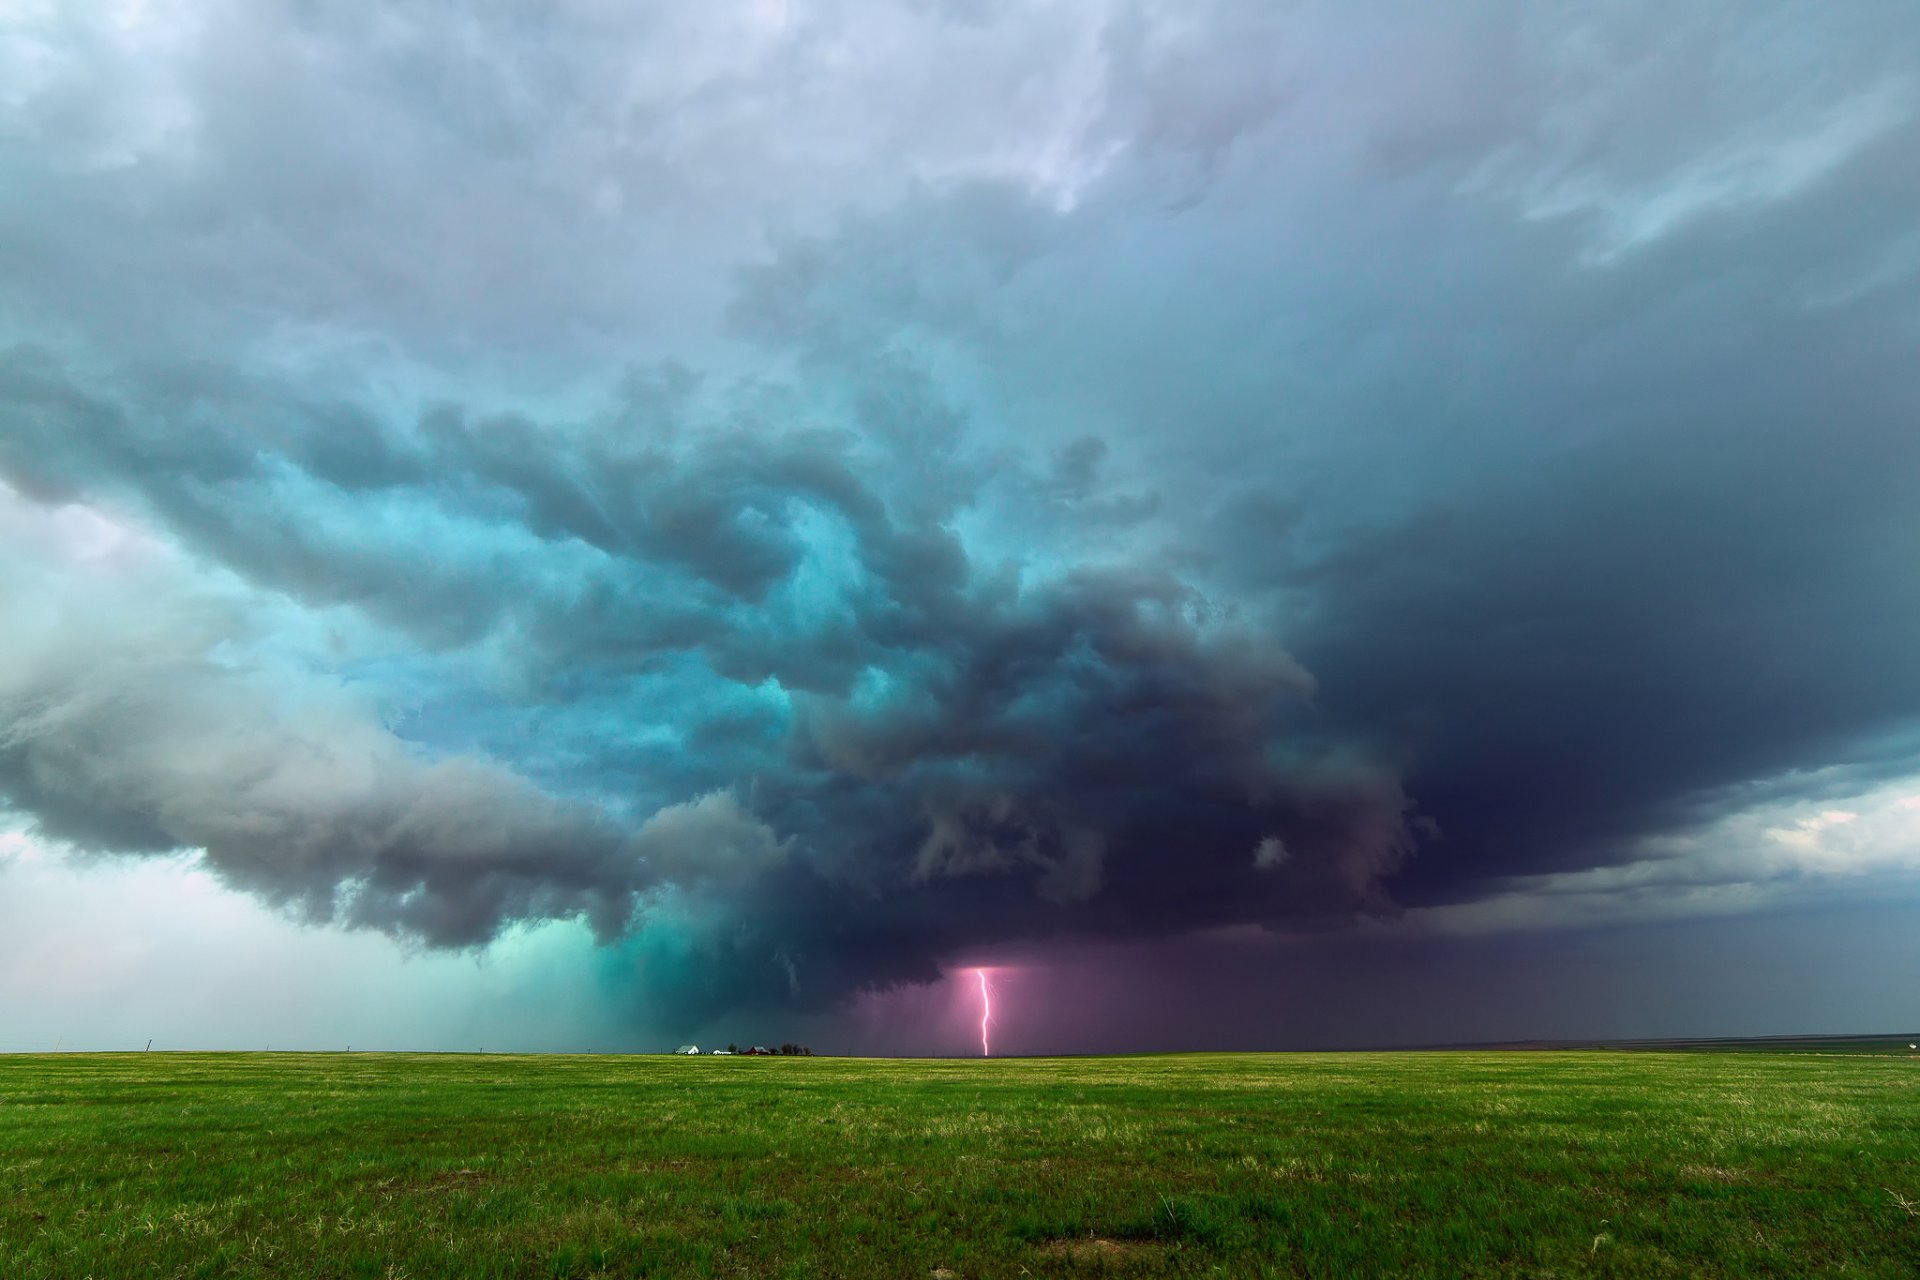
0,534,641,946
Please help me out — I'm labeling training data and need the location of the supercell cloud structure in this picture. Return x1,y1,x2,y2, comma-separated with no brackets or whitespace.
2,0,1918,1037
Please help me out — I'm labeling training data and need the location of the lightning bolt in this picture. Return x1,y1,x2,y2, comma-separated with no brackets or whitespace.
976,967,992,1058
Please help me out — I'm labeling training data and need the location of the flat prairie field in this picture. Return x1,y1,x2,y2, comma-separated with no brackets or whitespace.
2,1051,1916,1278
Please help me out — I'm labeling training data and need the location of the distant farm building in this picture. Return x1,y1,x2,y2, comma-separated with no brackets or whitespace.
675,1045,700,1055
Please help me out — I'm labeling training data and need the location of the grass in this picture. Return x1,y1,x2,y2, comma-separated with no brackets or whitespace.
1,1050,1916,1277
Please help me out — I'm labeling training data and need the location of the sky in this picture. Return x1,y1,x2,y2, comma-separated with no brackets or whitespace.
2,0,1918,1055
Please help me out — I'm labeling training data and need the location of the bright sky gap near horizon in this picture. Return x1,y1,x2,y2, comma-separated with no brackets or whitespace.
1,1,1917,1055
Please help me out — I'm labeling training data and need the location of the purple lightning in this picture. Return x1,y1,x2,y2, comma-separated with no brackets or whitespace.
975,968,992,1057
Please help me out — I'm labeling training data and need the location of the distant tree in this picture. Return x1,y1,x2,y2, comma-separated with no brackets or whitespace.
727,1043,740,1054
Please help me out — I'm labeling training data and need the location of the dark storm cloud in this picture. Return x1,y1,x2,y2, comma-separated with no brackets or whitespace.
1249,120,1920,906
4,0,1920,1036
1278,348,1920,905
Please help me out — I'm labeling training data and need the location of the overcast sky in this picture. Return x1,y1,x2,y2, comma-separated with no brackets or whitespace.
3,0,1917,1054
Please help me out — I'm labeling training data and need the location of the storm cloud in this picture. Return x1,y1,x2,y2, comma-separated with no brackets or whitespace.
0,346,1417,1015
3,0,1917,1034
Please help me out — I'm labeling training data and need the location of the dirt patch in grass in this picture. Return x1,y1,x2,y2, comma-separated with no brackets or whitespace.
1037,1237,1161,1264
411,1168,497,1195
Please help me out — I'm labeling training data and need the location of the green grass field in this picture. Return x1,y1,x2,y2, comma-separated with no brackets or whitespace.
2,1050,1916,1278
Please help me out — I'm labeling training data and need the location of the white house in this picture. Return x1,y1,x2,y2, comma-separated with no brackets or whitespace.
675,1044,700,1055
